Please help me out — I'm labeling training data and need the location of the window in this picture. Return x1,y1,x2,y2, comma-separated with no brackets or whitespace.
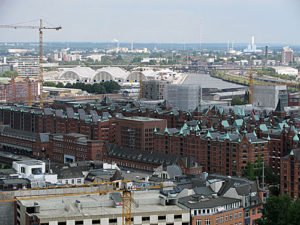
205,219,210,225
75,221,83,225
77,179,82,184
142,217,150,221
225,216,228,221
158,216,166,220
252,209,256,215
21,167,25,173
109,218,117,223
58,223,66,225
239,212,242,218
196,220,202,225
92,220,100,224
65,180,69,184
174,215,182,219
229,215,233,221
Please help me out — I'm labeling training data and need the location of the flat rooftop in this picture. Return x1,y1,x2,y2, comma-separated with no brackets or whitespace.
14,160,44,166
18,191,185,220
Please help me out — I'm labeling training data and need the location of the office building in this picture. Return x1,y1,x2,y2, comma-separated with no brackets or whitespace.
282,46,294,65
115,116,167,152
166,84,202,111
17,57,39,77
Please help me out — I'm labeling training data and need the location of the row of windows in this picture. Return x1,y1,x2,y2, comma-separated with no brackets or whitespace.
40,215,183,225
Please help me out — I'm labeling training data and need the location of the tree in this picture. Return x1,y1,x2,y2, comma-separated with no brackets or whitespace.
131,56,142,63
231,96,245,106
65,83,73,88
0,70,18,78
56,82,64,88
288,199,300,225
43,81,57,87
243,162,256,180
257,195,292,225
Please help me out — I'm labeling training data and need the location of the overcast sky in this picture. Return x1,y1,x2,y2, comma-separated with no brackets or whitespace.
0,0,299,44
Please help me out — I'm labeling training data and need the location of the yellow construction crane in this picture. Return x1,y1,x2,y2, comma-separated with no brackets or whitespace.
0,19,62,107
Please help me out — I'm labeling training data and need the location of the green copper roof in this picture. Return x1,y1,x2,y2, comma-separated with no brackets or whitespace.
253,130,257,137
293,134,299,142
233,119,243,127
154,127,158,133
221,120,230,128
195,124,200,131
164,126,169,134
206,130,212,139
224,132,230,140
182,122,188,130
179,127,184,135
259,124,268,132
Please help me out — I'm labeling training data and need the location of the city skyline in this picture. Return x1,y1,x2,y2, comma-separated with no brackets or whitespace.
0,0,300,44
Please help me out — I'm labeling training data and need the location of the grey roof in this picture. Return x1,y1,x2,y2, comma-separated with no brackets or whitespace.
0,125,36,141
0,178,30,185
178,195,240,209
166,165,183,179
53,167,84,179
39,133,50,142
193,186,215,196
208,174,258,197
106,144,180,166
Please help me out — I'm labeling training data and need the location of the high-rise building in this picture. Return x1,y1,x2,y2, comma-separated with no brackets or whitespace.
166,84,202,111
282,46,294,65
17,57,39,77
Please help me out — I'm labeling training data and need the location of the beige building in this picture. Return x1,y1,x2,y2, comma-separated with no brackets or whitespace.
16,190,190,225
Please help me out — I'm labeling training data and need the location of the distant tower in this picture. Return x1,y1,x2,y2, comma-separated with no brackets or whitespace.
251,36,255,47
264,46,269,66
282,46,294,65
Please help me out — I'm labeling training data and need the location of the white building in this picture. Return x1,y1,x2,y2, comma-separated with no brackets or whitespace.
273,66,298,76
12,160,57,186
86,54,103,62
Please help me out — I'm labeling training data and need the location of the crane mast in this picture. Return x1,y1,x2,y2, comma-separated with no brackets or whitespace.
0,19,61,107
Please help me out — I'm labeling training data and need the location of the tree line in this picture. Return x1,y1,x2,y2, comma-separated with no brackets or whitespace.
258,195,300,225
44,81,121,94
